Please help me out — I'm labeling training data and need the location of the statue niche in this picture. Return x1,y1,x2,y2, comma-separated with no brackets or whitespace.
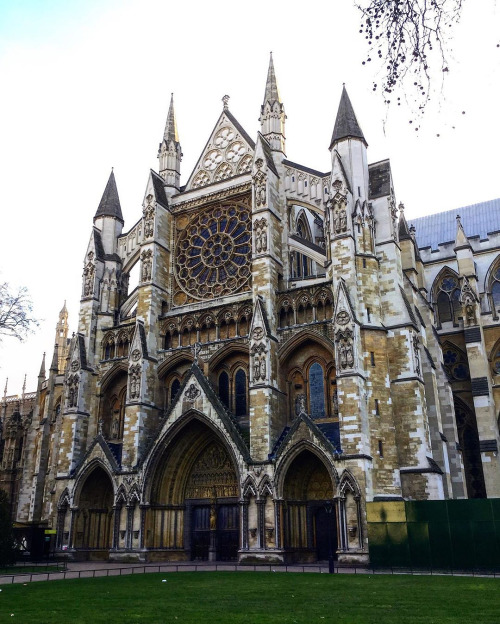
99,374,127,441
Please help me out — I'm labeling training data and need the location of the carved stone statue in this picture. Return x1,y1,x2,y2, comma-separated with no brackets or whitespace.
67,373,79,408
141,250,153,282
295,394,307,416
253,217,268,253
129,364,141,399
336,328,354,370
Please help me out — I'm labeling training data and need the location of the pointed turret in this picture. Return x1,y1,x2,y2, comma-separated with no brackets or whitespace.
94,170,123,224
259,53,286,154
50,344,59,373
158,94,182,195
329,85,367,150
38,353,46,379
92,171,124,256
454,214,472,251
55,301,69,374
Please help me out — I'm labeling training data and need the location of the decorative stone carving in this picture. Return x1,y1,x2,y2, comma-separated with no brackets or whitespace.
251,342,267,382
295,393,307,416
143,195,155,238
336,310,350,326
83,252,95,297
141,249,153,282
460,279,478,327
412,334,421,376
254,171,267,208
129,364,141,400
214,127,235,149
185,383,201,402
131,348,141,362
253,217,268,253
67,373,79,408
335,328,355,370
333,206,347,234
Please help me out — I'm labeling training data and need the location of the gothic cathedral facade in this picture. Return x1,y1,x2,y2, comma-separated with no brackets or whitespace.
3,57,500,563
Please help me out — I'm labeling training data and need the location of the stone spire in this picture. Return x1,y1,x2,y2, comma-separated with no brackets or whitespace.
55,301,69,374
259,53,286,154
329,85,367,149
94,170,124,223
3,378,7,400
50,344,59,373
163,93,179,143
158,93,182,194
38,353,46,379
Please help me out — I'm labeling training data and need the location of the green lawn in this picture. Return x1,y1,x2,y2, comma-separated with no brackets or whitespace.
0,571,498,623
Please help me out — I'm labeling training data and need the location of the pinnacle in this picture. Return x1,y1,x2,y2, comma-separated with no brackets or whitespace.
163,93,179,143
329,85,366,149
263,52,281,105
94,170,123,223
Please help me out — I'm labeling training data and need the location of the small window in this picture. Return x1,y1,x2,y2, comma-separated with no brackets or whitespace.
170,379,181,404
378,440,384,458
370,352,375,366
367,307,371,323
375,399,380,416
218,371,230,408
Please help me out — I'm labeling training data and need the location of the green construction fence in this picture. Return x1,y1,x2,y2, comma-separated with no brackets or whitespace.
367,499,500,570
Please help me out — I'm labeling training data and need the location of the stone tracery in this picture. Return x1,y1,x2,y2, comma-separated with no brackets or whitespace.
175,201,251,300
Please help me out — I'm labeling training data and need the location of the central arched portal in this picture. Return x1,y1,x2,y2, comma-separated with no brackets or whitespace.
281,449,337,563
147,419,240,561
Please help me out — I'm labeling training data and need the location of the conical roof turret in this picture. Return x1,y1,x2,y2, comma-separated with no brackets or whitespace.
94,170,123,223
262,52,281,106
329,85,366,149
163,93,179,143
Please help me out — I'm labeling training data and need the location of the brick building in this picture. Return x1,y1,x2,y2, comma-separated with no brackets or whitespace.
2,56,499,563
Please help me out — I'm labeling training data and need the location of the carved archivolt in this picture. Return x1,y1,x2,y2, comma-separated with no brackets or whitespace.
175,200,251,300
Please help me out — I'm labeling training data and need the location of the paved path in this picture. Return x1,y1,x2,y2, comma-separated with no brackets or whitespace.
0,561,498,585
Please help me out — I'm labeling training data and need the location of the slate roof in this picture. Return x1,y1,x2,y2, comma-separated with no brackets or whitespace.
282,159,329,178
95,170,123,222
330,86,366,149
409,198,500,250
151,170,169,208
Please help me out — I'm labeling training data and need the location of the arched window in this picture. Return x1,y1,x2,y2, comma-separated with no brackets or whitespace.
442,343,469,381
489,263,500,312
170,378,181,403
103,336,115,360
218,371,230,408
234,369,247,417
491,341,500,376
434,274,461,325
309,362,326,419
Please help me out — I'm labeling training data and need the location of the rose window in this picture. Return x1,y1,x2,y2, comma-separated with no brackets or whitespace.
175,202,251,299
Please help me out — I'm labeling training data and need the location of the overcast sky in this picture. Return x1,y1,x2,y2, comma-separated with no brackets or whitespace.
1,0,499,394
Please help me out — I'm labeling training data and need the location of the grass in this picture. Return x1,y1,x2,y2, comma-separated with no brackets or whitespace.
0,571,499,623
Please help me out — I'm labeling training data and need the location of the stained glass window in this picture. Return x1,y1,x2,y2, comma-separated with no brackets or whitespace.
309,362,325,419
218,372,229,408
234,369,247,417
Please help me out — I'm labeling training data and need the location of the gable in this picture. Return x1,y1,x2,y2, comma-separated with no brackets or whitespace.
185,110,255,191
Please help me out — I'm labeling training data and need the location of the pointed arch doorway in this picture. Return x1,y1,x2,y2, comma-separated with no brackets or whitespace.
281,449,337,563
147,419,240,561
73,466,114,559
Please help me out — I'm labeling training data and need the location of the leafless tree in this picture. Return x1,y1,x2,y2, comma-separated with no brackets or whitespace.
0,282,39,342
357,0,464,117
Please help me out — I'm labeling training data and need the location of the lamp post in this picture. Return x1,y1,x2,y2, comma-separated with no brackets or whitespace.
324,501,334,574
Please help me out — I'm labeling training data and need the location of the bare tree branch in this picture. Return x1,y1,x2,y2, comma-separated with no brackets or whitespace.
0,282,39,342
357,0,464,119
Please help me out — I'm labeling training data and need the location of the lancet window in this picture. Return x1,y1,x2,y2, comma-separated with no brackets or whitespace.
434,272,461,326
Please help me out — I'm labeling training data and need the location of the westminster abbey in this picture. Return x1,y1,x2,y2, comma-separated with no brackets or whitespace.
1,56,500,563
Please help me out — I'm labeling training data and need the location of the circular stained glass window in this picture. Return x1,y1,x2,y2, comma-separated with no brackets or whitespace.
175,202,251,300
441,277,458,292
